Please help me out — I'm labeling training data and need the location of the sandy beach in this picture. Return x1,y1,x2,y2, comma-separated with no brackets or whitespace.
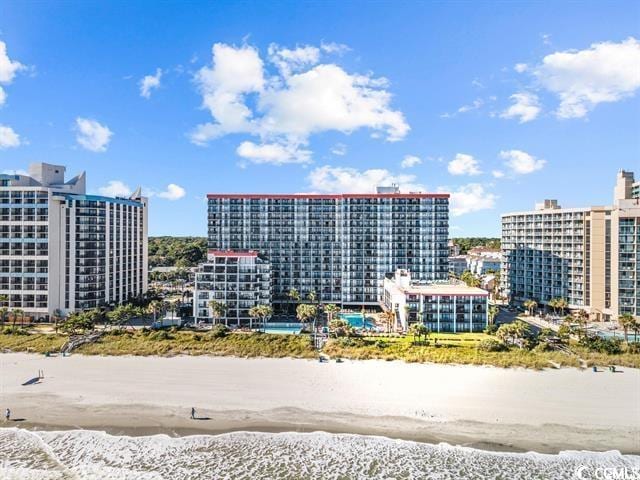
0,353,638,454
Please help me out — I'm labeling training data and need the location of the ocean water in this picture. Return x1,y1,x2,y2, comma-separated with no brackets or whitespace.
0,428,638,480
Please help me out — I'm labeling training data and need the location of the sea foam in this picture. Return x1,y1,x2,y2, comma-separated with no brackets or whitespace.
0,428,638,479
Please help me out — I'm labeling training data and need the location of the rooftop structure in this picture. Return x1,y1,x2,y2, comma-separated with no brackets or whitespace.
382,269,488,332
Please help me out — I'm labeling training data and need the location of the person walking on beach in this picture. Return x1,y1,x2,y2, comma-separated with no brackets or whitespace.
190,407,196,420
5,408,10,422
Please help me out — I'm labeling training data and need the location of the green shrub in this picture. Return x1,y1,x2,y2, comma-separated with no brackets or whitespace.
483,324,499,335
149,330,172,341
2,326,29,336
208,324,229,339
477,338,507,352
579,336,623,355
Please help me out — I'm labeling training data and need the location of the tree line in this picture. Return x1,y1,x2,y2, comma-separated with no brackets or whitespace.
148,236,207,268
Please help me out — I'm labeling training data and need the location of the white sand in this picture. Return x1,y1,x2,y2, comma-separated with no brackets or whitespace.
0,353,638,453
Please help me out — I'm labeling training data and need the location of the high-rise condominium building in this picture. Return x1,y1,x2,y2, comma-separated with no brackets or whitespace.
206,186,449,311
193,250,271,326
501,170,639,321
0,163,148,320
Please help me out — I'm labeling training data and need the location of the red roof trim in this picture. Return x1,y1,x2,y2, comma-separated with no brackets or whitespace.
206,193,449,200
208,249,258,257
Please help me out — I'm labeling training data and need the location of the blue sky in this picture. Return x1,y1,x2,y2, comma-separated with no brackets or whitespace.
1,1,639,236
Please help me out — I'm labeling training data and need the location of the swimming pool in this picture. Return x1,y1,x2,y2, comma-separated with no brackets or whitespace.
339,313,376,330
260,323,302,335
594,329,639,342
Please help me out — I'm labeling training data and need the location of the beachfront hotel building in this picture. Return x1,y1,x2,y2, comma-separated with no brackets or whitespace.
382,269,488,332
0,163,148,320
193,250,271,326
501,170,640,321
206,186,449,312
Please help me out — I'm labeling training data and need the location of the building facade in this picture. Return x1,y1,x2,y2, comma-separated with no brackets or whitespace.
0,163,148,320
206,187,449,310
382,269,488,332
193,250,271,326
501,170,639,321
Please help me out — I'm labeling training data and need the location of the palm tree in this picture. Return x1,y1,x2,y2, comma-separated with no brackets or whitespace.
488,305,499,325
381,310,396,334
53,308,64,334
619,314,636,343
147,300,165,323
409,323,429,345
523,299,537,317
12,308,24,328
296,303,317,328
208,300,227,326
324,304,340,327
556,298,568,316
575,309,589,338
0,306,7,328
288,288,300,317
249,304,272,331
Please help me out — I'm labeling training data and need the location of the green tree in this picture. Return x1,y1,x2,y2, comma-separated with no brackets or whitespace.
619,314,636,343
329,319,353,338
107,304,141,330
61,311,94,335
12,308,24,328
488,305,499,325
460,270,481,287
324,304,340,326
208,300,227,326
296,303,317,326
147,300,166,322
523,299,537,317
409,323,429,345
288,288,300,316
381,310,396,334
496,320,530,347
0,306,8,328
248,304,272,331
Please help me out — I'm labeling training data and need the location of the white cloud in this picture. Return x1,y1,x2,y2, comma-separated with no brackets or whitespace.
441,98,483,118
534,37,640,118
401,155,422,169
320,42,350,55
541,33,552,46
268,44,320,76
139,68,162,98
75,117,113,152
98,180,132,197
190,42,409,164
500,149,546,174
0,125,20,149
0,41,25,106
236,140,311,165
444,183,497,216
330,143,347,156
447,153,481,176
500,92,541,123
514,63,528,73
157,183,186,200
307,165,424,194
492,170,505,178
98,181,185,200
